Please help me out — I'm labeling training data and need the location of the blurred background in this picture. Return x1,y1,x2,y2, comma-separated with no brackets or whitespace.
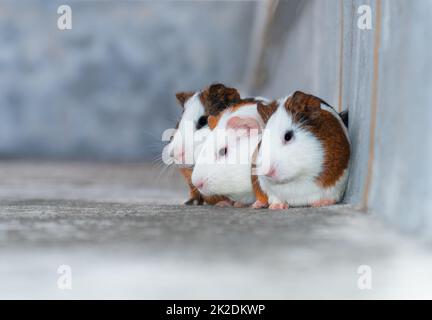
0,0,254,160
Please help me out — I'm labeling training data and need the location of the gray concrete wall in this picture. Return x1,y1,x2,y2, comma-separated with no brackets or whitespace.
370,0,432,237
0,0,255,160
247,0,432,236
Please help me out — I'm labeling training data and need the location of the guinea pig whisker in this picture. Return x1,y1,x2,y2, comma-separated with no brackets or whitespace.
155,163,173,181
151,155,164,167
141,130,164,141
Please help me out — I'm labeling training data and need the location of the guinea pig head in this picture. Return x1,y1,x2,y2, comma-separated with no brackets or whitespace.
166,84,240,167
191,105,263,198
257,91,350,187
256,92,324,183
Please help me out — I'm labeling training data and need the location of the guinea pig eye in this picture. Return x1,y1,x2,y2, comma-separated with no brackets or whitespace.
218,147,228,157
284,130,294,143
196,116,208,130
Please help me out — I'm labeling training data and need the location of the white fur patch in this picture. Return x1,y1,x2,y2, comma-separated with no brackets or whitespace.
191,103,263,204
166,93,208,166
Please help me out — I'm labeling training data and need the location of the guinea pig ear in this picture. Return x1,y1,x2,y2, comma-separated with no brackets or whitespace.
208,84,241,103
288,91,321,114
203,84,241,115
305,95,322,111
257,101,278,123
175,91,195,107
222,87,241,104
226,116,261,137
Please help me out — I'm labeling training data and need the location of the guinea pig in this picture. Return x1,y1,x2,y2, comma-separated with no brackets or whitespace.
251,91,350,210
165,83,241,205
191,98,270,207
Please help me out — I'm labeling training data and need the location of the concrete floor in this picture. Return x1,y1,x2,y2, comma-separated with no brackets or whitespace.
0,161,431,299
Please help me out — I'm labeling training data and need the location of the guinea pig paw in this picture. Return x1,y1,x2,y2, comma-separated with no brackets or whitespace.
233,201,248,208
215,200,234,207
269,203,289,210
184,198,203,206
311,199,336,207
251,200,268,209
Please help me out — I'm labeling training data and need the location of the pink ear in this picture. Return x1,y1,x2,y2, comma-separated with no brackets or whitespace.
226,116,261,137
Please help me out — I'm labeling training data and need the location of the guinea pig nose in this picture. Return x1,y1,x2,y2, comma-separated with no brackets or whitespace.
174,150,185,162
266,167,276,178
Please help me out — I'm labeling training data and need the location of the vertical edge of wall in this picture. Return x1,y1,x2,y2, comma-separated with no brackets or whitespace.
338,0,376,208
361,0,381,210
368,0,432,236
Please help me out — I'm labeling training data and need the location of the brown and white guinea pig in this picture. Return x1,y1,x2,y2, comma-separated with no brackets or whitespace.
252,91,350,210
191,97,271,208
165,83,241,205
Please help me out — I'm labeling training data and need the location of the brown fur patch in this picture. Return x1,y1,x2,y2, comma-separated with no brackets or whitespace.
199,83,241,116
179,167,203,204
284,91,350,188
203,194,229,205
208,115,219,130
251,142,268,204
175,91,195,107
257,100,278,123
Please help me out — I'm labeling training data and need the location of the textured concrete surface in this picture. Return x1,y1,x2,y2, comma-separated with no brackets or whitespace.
1,162,431,299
